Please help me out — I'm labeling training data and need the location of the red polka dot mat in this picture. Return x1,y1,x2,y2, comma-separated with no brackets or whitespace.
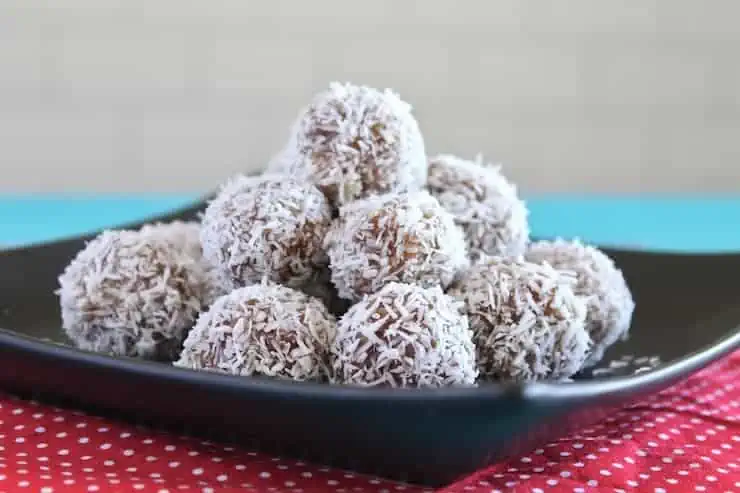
2,352,740,492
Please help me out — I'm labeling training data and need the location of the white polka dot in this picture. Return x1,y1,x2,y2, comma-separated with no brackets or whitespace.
695,486,706,492
654,489,666,493
57,449,69,456
99,443,112,450
41,487,53,493
627,480,639,487
678,470,689,476
706,475,717,482
327,480,339,486
666,479,678,485
587,480,599,487
146,456,158,462
133,485,145,491
560,471,571,478
88,486,100,492
123,450,134,456
63,480,75,486
520,457,531,463
259,472,271,479
217,475,227,482
600,470,611,476
17,480,29,487
546,479,558,486
192,468,204,476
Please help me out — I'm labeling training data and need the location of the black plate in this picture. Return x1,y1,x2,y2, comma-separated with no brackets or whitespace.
1,198,740,486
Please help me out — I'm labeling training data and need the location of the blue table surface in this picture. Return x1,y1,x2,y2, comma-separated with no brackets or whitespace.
1,194,740,253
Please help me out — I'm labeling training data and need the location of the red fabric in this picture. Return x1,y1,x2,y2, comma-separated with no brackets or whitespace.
2,353,740,492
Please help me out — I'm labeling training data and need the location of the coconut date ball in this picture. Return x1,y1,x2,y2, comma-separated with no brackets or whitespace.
330,282,477,388
58,229,209,361
448,257,590,382
139,220,202,259
325,190,469,302
525,238,635,366
174,283,337,381
269,82,427,208
201,174,333,290
426,154,529,260
139,220,228,304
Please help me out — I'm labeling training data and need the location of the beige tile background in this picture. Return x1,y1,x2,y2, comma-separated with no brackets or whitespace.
1,0,739,194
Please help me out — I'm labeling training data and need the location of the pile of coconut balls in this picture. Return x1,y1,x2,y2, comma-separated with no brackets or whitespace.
57,82,635,388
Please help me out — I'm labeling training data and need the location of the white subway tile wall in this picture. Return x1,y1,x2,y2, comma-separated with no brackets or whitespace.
1,0,738,193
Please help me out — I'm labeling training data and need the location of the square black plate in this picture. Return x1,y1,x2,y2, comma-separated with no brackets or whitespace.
1,199,739,486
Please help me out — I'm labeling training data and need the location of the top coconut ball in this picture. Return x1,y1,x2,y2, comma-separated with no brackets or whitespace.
269,82,427,208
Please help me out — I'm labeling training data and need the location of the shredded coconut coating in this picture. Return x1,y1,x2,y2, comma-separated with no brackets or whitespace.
426,154,529,260
57,229,209,361
200,174,333,290
174,283,337,382
139,220,228,305
269,82,427,208
325,191,470,302
525,239,635,367
448,257,590,382
330,282,477,388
